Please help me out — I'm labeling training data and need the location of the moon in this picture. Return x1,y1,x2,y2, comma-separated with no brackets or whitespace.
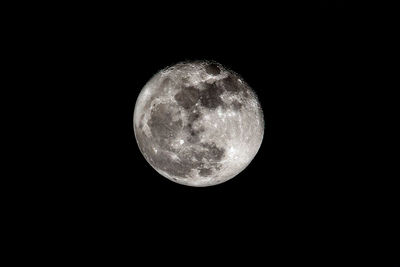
133,61,264,187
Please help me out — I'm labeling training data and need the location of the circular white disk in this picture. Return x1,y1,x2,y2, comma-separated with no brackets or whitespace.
134,61,264,187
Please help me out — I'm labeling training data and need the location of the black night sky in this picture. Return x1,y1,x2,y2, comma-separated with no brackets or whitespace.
38,2,397,260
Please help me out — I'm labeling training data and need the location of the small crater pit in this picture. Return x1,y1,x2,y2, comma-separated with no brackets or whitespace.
204,63,221,75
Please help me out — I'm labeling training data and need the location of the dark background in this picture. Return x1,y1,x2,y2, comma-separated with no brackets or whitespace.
29,2,397,258
320,0,344,8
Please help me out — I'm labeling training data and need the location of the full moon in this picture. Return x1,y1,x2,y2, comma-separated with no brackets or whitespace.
133,61,264,187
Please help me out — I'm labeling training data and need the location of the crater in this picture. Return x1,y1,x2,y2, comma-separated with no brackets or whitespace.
160,77,173,90
204,63,221,75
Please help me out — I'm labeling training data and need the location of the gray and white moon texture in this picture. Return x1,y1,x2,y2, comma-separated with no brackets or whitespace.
133,61,264,187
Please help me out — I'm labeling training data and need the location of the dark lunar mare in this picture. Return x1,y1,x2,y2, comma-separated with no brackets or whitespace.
199,82,224,109
216,74,250,100
174,86,199,110
174,72,250,114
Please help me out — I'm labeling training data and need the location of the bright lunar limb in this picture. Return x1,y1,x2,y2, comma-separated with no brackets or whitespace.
133,61,264,187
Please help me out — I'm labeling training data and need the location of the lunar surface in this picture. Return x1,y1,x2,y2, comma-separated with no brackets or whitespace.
133,61,264,187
